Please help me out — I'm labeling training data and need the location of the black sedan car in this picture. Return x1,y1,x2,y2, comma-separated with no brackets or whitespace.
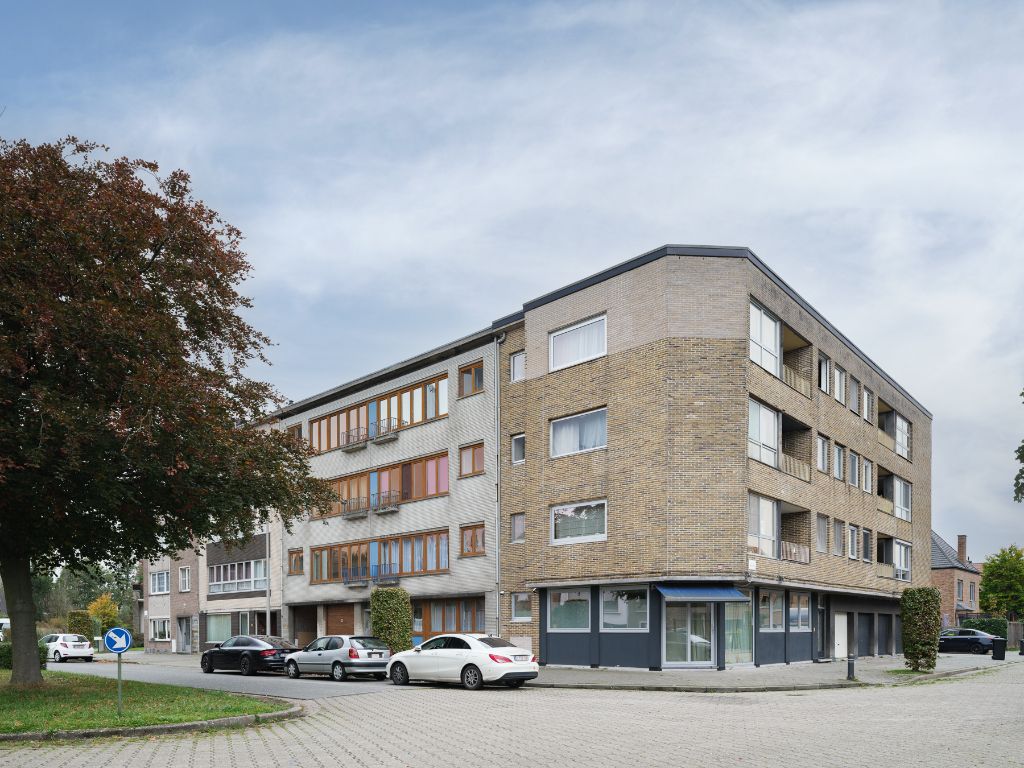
201,635,299,675
938,627,1000,654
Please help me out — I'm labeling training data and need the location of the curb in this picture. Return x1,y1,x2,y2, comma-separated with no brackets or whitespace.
0,702,304,743
891,664,992,685
528,681,865,693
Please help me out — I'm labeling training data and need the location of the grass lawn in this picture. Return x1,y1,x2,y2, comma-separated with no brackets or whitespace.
886,668,930,675
0,671,286,734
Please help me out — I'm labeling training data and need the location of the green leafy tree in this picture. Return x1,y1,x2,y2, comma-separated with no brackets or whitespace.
87,593,119,635
901,587,941,671
0,138,334,685
370,587,413,653
980,545,1024,618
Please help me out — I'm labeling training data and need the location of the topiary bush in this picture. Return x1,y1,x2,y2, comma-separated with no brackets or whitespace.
901,587,942,671
370,587,412,653
67,610,92,638
962,617,1008,638
0,641,51,669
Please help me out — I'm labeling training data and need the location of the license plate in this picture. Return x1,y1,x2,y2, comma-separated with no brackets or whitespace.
370,652,381,658
514,655,528,662
77,644,88,649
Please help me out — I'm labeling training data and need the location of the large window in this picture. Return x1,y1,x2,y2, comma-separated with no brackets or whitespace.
833,519,845,556
551,500,607,544
749,302,780,375
862,459,873,493
848,525,859,560
600,587,648,631
511,593,532,622
459,443,485,477
747,493,777,558
759,590,784,631
816,515,829,553
550,315,607,372
411,597,485,640
548,589,590,631
789,593,811,631
511,434,525,464
325,451,450,516
747,400,779,467
510,352,525,382
510,513,525,543
847,377,860,412
459,361,484,397
894,476,912,521
550,408,607,457
895,414,911,459
460,523,485,556
287,549,304,576
833,444,845,481
833,365,847,405
895,541,912,581
310,529,450,584
208,559,267,593
150,619,170,641
848,451,860,487
816,435,828,473
149,570,169,595
206,614,232,644
178,567,191,593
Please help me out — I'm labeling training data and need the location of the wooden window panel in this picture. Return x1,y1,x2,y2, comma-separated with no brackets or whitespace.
426,458,437,496
438,456,449,493
461,523,485,556
413,460,425,499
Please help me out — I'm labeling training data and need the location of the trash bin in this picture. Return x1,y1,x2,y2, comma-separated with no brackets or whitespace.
991,638,1006,660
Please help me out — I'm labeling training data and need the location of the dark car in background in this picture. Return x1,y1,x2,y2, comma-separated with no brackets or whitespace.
201,635,298,675
938,627,1000,654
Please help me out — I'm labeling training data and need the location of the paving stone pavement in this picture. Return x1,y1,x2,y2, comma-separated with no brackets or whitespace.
3,663,1021,767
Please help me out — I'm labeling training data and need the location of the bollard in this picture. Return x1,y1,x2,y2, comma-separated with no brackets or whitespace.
847,654,855,681
1019,640,1023,656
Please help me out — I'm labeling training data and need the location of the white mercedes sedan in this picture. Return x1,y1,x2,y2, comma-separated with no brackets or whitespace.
386,634,538,690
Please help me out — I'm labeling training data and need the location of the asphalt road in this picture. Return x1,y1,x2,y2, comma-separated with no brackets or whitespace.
55,659,391,700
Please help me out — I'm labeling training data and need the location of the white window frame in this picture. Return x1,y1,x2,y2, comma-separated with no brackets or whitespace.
511,433,526,464
833,366,847,405
510,351,526,382
748,493,778,559
862,529,872,563
848,376,860,412
599,586,649,632
178,566,191,593
894,476,912,521
208,559,267,594
848,451,860,488
549,315,607,373
547,588,591,632
894,540,912,581
758,590,785,631
848,525,859,560
816,514,828,553
238,612,250,636
862,459,873,493
550,499,608,545
150,618,170,641
206,613,232,644
511,592,532,622
861,387,873,421
816,435,828,473
833,520,845,556
789,592,811,632
510,512,525,543
956,579,963,600
969,581,976,605
549,407,608,458
749,302,781,376
150,570,169,595
895,414,911,459
818,354,830,394
748,399,779,467
833,444,845,481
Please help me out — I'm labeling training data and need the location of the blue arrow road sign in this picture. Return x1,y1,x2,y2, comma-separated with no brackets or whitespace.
104,627,132,654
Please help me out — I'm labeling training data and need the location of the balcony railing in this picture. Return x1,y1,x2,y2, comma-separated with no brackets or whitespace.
341,497,370,519
877,428,895,452
371,418,403,444
342,566,370,585
877,496,894,516
780,453,812,482
341,427,369,452
874,562,894,579
371,563,400,584
779,540,810,564
783,365,812,398
371,490,400,514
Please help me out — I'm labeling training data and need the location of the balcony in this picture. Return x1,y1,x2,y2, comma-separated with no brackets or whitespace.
371,490,400,515
341,427,369,453
877,428,895,453
781,326,813,399
783,364,812,398
780,453,812,482
371,563,400,585
371,418,402,445
341,497,370,520
780,413,812,482
874,562,894,579
877,496,894,516
779,540,810,564
342,566,370,586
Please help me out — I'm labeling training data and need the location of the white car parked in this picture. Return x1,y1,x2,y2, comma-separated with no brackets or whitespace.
40,633,94,663
386,634,538,690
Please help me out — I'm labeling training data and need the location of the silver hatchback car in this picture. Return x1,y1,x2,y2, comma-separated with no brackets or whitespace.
284,635,391,681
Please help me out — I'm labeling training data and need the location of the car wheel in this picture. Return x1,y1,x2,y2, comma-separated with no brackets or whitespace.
390,662,409,686
373,673,387,681
331,662,347,682
53,651,64,663
286,661,301,679
970,643,984,655
201,655,214,673
239,655,255,676
461,665,483,691
85,657,94,663
505,679,525,689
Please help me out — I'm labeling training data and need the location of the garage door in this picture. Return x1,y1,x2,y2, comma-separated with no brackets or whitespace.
325,604,355,636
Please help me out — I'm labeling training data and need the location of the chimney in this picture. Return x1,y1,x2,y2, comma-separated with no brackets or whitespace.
957,535,968,563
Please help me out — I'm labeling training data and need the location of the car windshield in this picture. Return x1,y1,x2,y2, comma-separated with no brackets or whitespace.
65,635,89,643
475,636,517,649
351,637,389,650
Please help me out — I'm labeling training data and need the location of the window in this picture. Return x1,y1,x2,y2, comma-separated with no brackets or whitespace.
747,493,777,558
150,619,170,641
848,451,860,487
459,361,484,397
749,302,780,375
208,559,267,593
861,387,873,421
833,366,847,405
833,520,845,556
818,354,830,393
600,587,648,631
894,477,912,521
969,582,976,605
550,408,607,457
511,593,532,622
758,590,784,631
206,614,231,643
862,459,873,493
548,589,590,631
895,541,912,581
956,579,963,600
789,593,811,631
460,523,485,556
511,434,525,464
895,414,911,459
816,435,828,473
510,352,525,382
287,549,304,576
178,566,191,593
848,376,860,412
550,315,607,372
324,451,450,516
848,525,859,560
238,612,250,636
510,513,525,543
816,515,829,553
310,528,450,584
459,443,485,477
551,500,607,544
862,529,872,563
286,423,302,442
149,570,169,595
747,400,779,467
833,444,845,481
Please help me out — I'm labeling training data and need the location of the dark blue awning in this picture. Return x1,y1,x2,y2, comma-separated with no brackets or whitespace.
655,585,749,602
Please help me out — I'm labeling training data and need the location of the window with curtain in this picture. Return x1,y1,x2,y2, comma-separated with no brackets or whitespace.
206,614,231,643
510,352,525,382
725,596,753,663
747,399,778,466
550,408,607,457
816,435,828,472
833,519,845,556
510,513,525,542
549,316,606,371
459,443,485,477
833,444,845,481
549,589,590,630
551,500,607,544
749,302,780,375
747,493,777,558
511,434,525,464
816,515,828,553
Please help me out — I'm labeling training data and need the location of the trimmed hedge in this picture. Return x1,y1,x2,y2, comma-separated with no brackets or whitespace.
962,617,1008,638
0,642,51,669
370,587,412,653
901,587,942,671
67,610,92,638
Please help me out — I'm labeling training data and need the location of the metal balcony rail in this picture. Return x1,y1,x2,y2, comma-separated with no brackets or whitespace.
370,489,401,512
779,540,810,564
343,426,369,447
783,364,812,398
342,496,370,515
342,566,370,584
371,563,400,582
371,418,402,441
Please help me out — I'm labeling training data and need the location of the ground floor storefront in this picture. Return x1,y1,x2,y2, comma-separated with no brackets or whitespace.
538,583,901,670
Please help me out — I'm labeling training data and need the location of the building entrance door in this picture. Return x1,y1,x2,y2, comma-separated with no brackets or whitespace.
177,617,192,654
834,612,848,659
663,602,714,666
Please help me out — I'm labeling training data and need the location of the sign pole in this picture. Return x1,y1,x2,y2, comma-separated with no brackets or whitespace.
103,627,132,718
117,652,123,716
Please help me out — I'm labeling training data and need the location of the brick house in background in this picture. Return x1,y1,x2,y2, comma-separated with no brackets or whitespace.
142,547,201,653
931,531,980,627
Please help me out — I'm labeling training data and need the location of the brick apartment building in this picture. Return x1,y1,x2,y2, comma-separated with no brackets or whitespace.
142,549,201,653
931,532,980,627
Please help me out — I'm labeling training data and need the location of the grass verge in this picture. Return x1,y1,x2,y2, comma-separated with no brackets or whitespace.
0,671,285,734
886,668,930,676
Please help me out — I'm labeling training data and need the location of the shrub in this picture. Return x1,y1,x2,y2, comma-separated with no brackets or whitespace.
0,641,51,669
370,587,412,653
87,593,120,635
66,610,92,638
901,587,942,671
962,617,1008,638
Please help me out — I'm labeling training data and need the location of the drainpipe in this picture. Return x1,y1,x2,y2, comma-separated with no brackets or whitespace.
265,523,272,635
493,331,505,636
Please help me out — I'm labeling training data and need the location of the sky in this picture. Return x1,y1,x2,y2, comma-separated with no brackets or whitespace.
3,0,1022,559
